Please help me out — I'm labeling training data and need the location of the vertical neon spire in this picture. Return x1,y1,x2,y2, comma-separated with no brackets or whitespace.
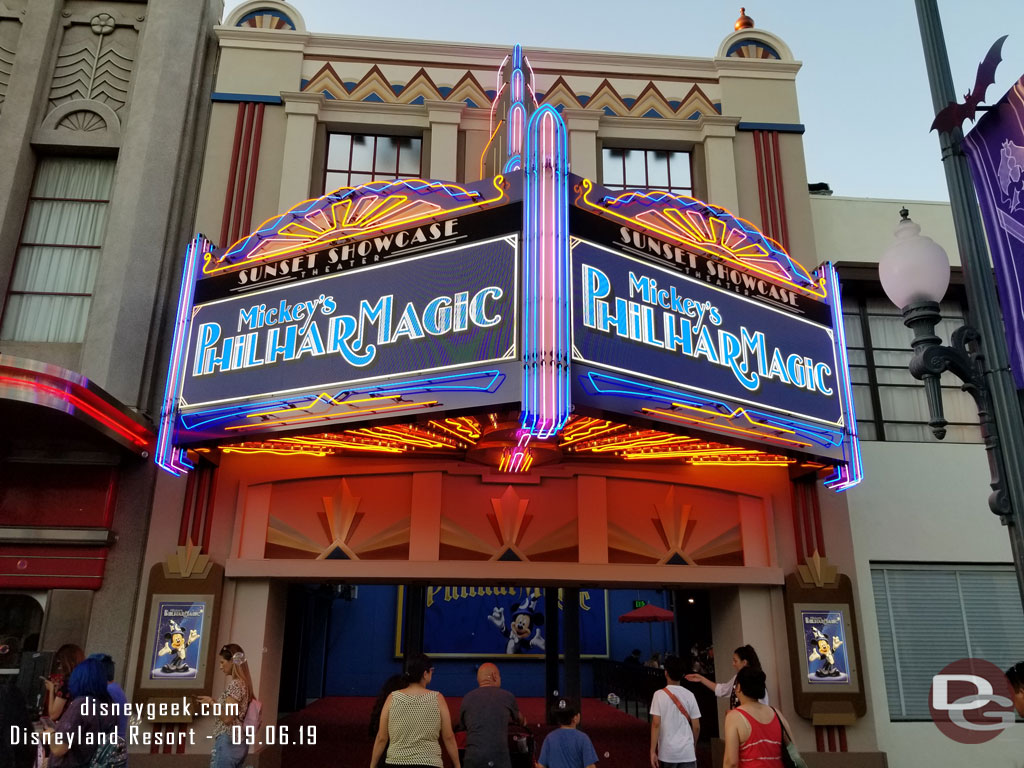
821,262,863,491
156,234,211,475
521,103,571,439
505,44,526,172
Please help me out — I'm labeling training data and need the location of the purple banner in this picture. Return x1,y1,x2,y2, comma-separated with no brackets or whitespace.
963,75,1024,389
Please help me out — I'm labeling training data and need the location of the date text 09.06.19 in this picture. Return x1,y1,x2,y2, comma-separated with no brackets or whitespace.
230,725,316,746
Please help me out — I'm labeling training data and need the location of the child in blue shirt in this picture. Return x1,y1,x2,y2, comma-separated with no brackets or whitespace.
538,700,599,768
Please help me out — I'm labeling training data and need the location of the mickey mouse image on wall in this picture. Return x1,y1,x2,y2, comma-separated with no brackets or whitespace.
808,626,845,680
157,619,201,674
488,592,545,654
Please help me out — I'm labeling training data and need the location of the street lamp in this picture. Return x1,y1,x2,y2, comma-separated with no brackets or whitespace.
878,208,1007,517
907,0,1024,609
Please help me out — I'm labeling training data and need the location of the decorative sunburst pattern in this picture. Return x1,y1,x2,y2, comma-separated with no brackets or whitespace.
266,477,412,560
219,420,477,458
577,371,844,453
607,484,744,566
726,40,781,60
439,483,579,562
560,415,796,465
575,178,825,298
218,413,803,467
56,109,106,132
237,10,296,30
203,176,508,275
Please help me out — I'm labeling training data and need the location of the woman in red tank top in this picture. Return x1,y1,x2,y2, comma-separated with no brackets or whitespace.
723,667,794,768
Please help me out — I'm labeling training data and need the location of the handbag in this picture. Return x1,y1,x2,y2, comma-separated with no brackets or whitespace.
87,738,127,768
772,709,808,768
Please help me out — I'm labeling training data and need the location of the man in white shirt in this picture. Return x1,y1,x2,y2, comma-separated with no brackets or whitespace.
649,655,701,768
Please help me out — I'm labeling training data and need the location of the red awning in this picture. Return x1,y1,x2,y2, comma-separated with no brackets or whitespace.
618,604,674,623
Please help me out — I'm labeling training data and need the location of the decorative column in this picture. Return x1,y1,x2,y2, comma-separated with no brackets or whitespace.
425,100,464,181
700,116,741,212
563,587,581,710
278,91,323,210
562,108,601,180
544,587,561,722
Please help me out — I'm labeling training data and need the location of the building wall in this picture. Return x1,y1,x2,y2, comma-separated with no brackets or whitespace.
0,0,220,693
126,5,890,764
811,195,1024,765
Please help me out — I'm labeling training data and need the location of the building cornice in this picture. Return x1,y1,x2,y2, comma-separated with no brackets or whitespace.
714,57,802,78
216,27,793,82
216,25,310,51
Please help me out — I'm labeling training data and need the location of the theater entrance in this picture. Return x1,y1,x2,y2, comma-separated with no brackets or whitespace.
273,581,721,768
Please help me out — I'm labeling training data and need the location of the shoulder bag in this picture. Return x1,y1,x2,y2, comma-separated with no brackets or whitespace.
661,687,690,720
772,709,808,768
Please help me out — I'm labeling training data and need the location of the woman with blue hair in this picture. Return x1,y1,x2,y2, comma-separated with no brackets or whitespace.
44,657,118,767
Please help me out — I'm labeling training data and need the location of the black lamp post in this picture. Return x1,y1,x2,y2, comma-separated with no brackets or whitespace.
877,0,1024,609
879,209,1008,518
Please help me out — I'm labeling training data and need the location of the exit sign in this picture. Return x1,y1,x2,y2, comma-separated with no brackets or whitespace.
633,600,647,609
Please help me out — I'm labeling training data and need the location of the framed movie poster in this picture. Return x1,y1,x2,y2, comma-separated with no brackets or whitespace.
799,607,852,685
395,586,610,658
791,601,860,695
138,592,215,690
148,599,207,681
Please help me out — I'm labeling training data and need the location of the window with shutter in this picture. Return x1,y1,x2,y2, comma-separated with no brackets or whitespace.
870,564,1024,720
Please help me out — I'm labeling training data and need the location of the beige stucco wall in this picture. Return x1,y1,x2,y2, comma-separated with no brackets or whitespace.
846,442,1023,766
811,195,960,267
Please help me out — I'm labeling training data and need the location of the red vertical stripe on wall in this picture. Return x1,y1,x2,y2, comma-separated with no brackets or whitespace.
838,725,847,751
792,479,806,564
761,132,780,243
801,482,815,559
826,726,837,752
201,465,218,555
810,478,826,557
190,465,209,547
230,103,255,244
815,725,825,752
753,130,770,237
220,104,247,246
178,470,197,547
241,103,265,237
770,131,790,249
101,469,118,527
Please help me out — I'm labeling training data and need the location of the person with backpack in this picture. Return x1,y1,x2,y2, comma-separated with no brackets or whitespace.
197,643,255,768
43,658,118,767
649,655,701,768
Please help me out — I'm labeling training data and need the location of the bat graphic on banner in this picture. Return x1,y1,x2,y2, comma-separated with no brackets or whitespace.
931,35,1008,134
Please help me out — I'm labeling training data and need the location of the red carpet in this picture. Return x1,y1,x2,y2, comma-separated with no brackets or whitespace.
279,696,682,767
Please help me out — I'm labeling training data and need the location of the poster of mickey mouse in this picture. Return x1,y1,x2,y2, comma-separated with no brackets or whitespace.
488,592,546,654
414,585,607,657
149,601,205,680
801,608,850,684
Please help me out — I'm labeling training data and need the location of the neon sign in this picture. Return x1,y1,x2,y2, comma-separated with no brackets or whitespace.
520,104,571,439
181,237,516,410
572,239,842,426
156,45,861,489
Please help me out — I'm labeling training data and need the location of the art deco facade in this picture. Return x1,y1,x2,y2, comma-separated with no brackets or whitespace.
2,3,1021,767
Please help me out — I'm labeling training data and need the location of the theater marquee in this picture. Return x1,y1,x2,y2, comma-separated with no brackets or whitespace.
157,108,860,489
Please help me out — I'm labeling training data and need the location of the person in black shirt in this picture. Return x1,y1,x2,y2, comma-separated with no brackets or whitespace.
459,663,525,768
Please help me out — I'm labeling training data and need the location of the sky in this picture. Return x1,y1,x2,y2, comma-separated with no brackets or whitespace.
223,0,1021,203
